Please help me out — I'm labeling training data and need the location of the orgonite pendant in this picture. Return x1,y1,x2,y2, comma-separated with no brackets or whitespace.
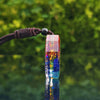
45,35,60,79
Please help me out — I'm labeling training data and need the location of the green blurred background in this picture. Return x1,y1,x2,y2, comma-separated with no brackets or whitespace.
0,0,100,100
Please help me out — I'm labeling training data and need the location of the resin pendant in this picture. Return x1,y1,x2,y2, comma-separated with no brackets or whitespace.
45,35,60,79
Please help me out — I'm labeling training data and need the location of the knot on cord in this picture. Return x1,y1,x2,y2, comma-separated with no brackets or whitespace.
14,28,41,39
0,27,54,45
14,28,54,39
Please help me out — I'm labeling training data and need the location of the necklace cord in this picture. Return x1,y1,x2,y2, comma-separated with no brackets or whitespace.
0,28,54,45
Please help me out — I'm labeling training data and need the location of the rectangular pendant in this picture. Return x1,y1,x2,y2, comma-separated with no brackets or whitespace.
45,35,60,79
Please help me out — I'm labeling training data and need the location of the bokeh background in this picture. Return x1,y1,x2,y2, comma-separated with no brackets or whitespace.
0,0,100,100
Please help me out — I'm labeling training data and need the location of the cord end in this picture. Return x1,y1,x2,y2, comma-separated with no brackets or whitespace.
41,28,54,35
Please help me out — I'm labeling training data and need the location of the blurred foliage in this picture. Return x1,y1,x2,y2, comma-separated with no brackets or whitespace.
0,0,100,100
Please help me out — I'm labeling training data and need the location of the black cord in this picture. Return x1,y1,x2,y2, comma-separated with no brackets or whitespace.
0,28,54,45
0,33,15,45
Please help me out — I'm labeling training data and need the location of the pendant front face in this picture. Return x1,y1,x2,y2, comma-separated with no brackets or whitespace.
45,35,60,79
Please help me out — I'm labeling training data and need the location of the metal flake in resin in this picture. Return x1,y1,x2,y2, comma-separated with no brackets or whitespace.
45,35,60,79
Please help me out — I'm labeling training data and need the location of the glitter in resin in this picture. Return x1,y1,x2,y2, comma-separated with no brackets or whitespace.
45,78,59,100
45,35,60,79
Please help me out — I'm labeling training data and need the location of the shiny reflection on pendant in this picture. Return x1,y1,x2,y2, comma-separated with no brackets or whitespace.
45,78,59,100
